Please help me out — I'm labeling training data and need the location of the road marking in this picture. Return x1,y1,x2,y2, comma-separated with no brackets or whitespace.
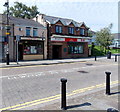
0,94,61,110
0,60,117,69
12,97,60,110
0,63,118,80
0,80,119,110
0,64,54,69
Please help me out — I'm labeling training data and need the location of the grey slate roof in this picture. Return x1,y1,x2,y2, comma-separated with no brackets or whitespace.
9,16,44,27
42,14,89,28
112,33,120,39
0,14,44,28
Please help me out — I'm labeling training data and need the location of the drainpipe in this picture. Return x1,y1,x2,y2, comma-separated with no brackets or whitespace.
47,23,50,59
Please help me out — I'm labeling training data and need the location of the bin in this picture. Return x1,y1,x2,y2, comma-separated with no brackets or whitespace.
107,51,111,59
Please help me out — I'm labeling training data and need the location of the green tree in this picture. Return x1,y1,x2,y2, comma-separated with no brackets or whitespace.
95,23,113,54
4,2,39,19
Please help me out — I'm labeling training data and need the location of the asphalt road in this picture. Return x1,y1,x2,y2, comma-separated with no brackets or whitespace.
0,59,118,110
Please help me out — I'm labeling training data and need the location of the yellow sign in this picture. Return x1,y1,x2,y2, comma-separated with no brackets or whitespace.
5,32,11,35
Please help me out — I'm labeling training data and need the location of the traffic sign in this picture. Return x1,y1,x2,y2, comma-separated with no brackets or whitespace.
16,35,21,41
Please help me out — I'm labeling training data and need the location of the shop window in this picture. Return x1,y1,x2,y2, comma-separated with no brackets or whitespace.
80,28,85,35
23,43,43,55
68,45,83,54
33,28,38,36
55,25,62,33
68,27,74,34
26,27,31,36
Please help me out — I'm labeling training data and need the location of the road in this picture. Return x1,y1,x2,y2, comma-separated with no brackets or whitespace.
0,59,118,110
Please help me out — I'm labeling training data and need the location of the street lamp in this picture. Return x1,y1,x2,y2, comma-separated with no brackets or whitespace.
3,0,10,65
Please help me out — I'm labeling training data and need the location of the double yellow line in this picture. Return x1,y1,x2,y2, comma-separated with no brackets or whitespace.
0,80,119,110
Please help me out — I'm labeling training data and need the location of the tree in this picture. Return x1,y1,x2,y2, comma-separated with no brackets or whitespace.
95,23,113,54
4,2,39,19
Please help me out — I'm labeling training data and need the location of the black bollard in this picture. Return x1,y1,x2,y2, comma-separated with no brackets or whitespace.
105,72,111,95
6,53,9,65
95,55,97,61
115,55,117,62
61,78,67,110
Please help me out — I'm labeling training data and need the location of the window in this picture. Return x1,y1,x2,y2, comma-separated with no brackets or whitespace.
68,45,83,54
26,27,31,36
23,43,43,55
33,28,38,36
80,28,85,35
55,25,62,33
68,27,74,34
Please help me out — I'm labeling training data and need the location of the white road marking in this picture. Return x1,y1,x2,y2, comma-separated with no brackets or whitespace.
1,64,117,80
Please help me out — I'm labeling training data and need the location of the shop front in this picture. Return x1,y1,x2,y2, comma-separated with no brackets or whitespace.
18,37,44,61
50,35,89,59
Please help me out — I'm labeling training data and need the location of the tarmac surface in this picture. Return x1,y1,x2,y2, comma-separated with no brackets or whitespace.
0,55,119,111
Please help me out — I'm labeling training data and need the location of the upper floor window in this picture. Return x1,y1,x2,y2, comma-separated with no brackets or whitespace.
26,27,31,36
33,28,38,36
68,27,74,34
55,25,62,33
80,28,85,35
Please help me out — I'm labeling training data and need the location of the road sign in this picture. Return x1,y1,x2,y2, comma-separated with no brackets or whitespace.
16,35,21,41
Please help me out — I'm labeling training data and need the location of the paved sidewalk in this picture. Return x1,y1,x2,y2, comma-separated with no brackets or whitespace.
36,85,120,111
0,55,117,68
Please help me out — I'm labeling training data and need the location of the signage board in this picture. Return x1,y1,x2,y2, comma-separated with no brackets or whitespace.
51,37,65,41
16,35,21,41
21,37,45,41
51,37,89,42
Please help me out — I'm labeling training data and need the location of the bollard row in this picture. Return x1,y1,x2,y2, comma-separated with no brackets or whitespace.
60,71,112,110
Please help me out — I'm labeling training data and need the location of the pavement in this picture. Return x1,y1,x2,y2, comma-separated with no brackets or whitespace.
0,55,119,68
36,85,120,111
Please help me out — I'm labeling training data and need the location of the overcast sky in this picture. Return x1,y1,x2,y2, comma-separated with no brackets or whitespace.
0,0,119,33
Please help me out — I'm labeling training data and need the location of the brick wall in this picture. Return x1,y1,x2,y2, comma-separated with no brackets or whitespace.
50,21,89,36
49,41,88,59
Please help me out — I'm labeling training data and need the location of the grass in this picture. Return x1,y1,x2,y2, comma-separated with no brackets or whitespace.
110,48,120,54
89,45,120,56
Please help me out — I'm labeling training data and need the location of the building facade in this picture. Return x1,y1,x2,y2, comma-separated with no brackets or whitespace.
34,14,91,59
110,33,120,48
0,14,47,61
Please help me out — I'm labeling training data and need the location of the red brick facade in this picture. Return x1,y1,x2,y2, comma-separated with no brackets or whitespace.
36,14,90,59
47,22,89,59
50,21,89,37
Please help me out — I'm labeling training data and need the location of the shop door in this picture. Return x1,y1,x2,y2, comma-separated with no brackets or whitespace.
18,44,23,60
52,45,62,59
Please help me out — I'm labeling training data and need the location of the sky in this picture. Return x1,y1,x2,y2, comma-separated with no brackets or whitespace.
0,0,119,33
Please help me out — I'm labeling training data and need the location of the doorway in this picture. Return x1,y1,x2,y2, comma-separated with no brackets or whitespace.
18,44,23,60
52,45,62,59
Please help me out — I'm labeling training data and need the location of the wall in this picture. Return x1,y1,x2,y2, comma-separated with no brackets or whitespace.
50,21,89,36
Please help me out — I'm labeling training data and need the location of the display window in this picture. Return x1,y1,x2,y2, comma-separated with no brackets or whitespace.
23,42,43,55
68,44,83,54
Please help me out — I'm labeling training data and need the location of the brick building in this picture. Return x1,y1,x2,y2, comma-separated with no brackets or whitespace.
34,14,91,59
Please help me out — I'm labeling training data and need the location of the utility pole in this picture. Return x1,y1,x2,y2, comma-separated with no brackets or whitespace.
4,0,10,65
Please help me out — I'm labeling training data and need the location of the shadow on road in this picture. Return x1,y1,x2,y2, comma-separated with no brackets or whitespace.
66,102,92,109
86,63,93,66
110,91,120,95
78,71,89,73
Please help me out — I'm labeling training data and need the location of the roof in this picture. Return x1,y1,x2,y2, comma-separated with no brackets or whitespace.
41,14,89,28
10,16,44,28
0,14,44,28
112,33,120,39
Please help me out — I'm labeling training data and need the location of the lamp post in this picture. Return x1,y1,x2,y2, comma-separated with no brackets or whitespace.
4,0,10,65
